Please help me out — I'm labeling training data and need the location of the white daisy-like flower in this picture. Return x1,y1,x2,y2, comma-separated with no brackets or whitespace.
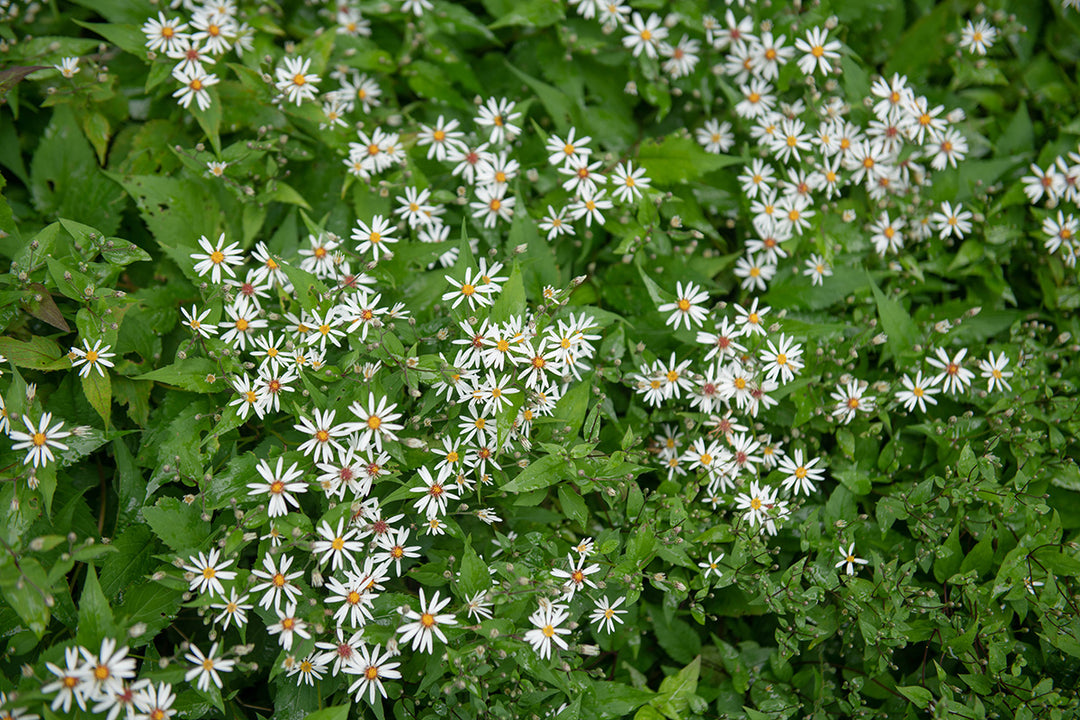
475,97,522,145
397,589,457,654
835,542,869,575
172,65,218,111
657,281,710,332
622,12,667,58
979,351,1013,393
589,596,628,633
184,642,235,692
182,548,237,597
9,412,71,469
275,55,320,105
246,457,308,517
69,338,116,378
142,12,189,54
190,233,243,283
344,644,402,703
523,599,571,659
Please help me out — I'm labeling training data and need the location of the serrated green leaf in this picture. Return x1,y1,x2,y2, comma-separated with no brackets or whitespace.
141,496,210,554
502,454,565,493
897,685,933,708
0,554,51,638
636,135,745,185
0,336,70,371
77,566,116,647
81,370,111,427
557,485,587,527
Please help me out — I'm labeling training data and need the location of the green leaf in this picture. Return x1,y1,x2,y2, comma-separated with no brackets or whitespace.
191,91,222,155
459,539,489,598
79,110,112,165
30,106,126,235
586,682,654,720
933,525,963,584
302,707,351,720
627,482,644,520
141,496,211,554
81,370,112,427
488,261,525,323
104,172,219,269
997,100,1034,157
505,63,576,134
959,533,994,576
77,566,116,648
0,336,70,371
883,2,950,80
897,685,933,709
653,656,701,720
281,262,329,312
635,262,668,306
22,282,70,332
269,181,312,210
67,0,149,25
552,378,590,438
502,454,566,493
406,60,470,111
113,582,184,646
626,528,656,568
0,554,51,638
958,443,977,479
102,238,152,266
636,135,745,185
557,485,587,527
488,0,565,28
652,609,701,664
135,358,220,393
868,273,919,361
99,524,155,598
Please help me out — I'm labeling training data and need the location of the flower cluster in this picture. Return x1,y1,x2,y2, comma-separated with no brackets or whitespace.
8,0,1074,717
141,4,253,111
35,638,184,720
1023,146,1080,267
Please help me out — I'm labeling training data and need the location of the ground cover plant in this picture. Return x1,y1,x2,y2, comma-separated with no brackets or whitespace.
2,0,1080,718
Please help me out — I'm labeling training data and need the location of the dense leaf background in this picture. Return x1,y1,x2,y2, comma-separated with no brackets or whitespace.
2,0,1080,719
